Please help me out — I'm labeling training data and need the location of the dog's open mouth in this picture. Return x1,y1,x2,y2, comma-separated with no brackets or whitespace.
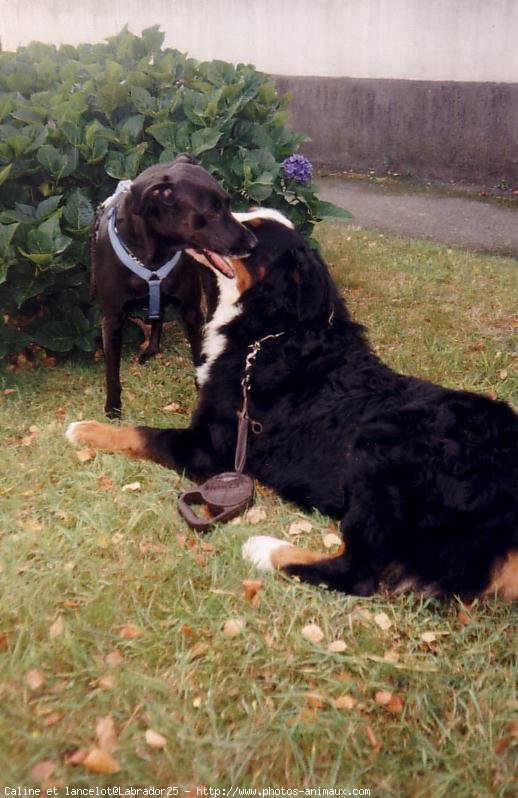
201,249,235,279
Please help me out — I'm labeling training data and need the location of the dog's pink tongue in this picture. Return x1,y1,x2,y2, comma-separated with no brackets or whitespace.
203,250,235,279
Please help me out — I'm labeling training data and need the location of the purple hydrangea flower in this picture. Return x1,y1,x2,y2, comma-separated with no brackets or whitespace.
282,154,313,184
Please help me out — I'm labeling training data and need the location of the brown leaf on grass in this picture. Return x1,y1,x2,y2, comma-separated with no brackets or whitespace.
98,675,116,690
21,518,43,533
49,615,65,639
386,694,405,714
365,725,382,753
139,542,167,556
288,519,312,536
457,609,471,626
163,402,181,413
121,481,141,492
97,474,115,491
105,649,124,667
374,611,393,631
82,748,120,774
223,618,245,638
301,623,324,644
26,668,45,690
245,506,267,525
119,624,141,639
374,690,393,706
21,426,39,446
304,692,326,709
43,712,62,728
65,748,89,766
0,632,9,652
76,448,96,463
242,579,264,604
327,640,347,653
494,737,512,755
95,715,117,751
333,694,357,710
31,759,57,782
3,388,16,395
145,728,167,749
188,642,210,660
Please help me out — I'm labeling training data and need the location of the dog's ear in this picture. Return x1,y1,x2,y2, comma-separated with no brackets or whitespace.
174,153,199,166
266,244,333,323
130,179,175,215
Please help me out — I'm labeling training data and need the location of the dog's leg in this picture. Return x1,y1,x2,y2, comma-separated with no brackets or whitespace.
242,537,377,596
66,420,219,475
138,319,163,364
102,314,124,418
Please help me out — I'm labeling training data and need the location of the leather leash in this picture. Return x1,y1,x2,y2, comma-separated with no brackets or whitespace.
178,332,284,531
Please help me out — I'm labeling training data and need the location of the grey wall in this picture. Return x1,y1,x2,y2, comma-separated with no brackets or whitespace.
276,76,518,186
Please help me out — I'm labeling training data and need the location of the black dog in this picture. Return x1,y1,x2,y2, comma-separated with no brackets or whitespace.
92,154,257,417
68,210,518,600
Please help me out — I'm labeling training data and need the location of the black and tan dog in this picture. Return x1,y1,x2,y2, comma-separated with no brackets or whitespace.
68,209,518,600
92,153,257,417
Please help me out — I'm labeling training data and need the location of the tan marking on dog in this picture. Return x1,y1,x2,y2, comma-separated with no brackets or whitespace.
232,258,254,294
247,217,263,227
484,552,518,599
67,421,149,459
271,543,346,570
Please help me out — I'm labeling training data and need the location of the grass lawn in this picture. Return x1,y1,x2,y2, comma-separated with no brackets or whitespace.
0,224,516,794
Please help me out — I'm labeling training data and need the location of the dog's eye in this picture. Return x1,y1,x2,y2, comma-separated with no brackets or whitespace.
194,214,207,229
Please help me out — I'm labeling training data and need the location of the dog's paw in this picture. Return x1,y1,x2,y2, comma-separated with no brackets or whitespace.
242,536,294,572
65,420,102,446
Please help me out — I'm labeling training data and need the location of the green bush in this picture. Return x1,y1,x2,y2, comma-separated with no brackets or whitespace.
0,26,348,359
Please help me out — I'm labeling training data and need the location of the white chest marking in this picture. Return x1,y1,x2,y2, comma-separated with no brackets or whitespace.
196,273,241,387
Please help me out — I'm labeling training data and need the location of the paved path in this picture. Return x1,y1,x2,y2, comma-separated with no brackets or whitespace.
317,176,518,258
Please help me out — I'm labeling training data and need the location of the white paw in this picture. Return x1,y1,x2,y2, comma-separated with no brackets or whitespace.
65,421,88,444
242,536,293,572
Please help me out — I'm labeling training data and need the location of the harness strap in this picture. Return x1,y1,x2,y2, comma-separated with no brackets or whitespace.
107,209,182,320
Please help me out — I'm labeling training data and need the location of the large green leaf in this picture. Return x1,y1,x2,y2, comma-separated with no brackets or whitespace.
64,189,94,230
190,127,222,156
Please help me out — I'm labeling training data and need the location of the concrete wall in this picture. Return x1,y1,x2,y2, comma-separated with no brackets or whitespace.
1,0,517,186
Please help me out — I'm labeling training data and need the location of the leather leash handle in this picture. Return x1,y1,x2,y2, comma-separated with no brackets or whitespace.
178,489,246,532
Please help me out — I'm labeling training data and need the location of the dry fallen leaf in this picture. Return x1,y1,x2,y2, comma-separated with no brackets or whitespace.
82,748,120,775
288,519,312,536
145,729,167,749
95,715,117,751
26,668,45,691
31,759,57,782
301,623,324,644
76,448,96,463
375,690,393,706
97,474,115,491
163,402,181,413
98,675,116,690
43,712,62,728
49,615,65,639
327,639,347,653
244,506,267,525
374,612,393,631
386,694,405,714
365,724,382,753
21,518,43,533
119,624,142,639
105,649,124,667
121,481,141,492
242,579,264,603
333,694,357,710
421,631,437,643
323,532,342,548
457,609,471,626
66,748,89,766
223,619,245,638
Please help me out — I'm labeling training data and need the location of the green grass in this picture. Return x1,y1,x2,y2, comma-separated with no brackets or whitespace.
0,225,517,794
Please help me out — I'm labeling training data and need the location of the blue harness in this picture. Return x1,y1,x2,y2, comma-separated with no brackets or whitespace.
107,209,182,320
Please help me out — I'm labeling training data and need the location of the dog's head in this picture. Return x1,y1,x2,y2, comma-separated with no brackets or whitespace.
187,209,334,323
129,154,257,267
